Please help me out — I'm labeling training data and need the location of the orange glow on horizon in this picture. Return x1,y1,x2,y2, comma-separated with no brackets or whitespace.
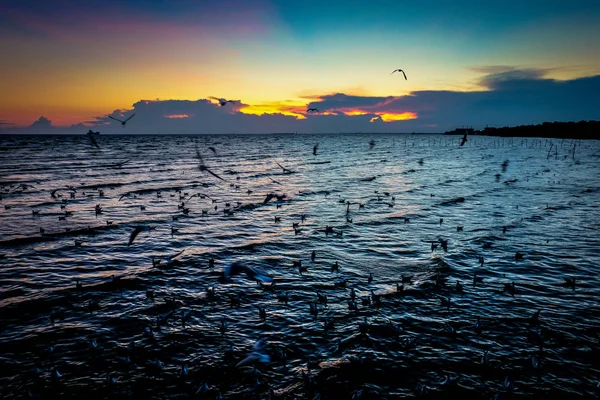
377,112,418,122
165,114,190,119
343,110,369,116
238,103,307,119
320,107,418,122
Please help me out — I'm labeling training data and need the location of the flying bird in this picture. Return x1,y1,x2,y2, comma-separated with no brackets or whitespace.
275,162,294,174
460,133,468,146
236,338,270,367
220,262,273,284
127,226,146,247
313,143,319,156
209,97,238,107
195,146,225,181
306,108,319,113
108,113,136,126
391,69,407,80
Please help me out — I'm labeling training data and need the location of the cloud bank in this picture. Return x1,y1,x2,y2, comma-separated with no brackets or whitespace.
2,69,599,134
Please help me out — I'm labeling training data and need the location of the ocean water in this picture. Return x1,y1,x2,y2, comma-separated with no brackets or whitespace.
0,133,599,399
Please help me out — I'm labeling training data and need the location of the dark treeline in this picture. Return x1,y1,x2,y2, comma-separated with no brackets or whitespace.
446,120,599,139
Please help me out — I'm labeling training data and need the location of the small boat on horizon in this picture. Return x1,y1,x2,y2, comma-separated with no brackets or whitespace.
86,129,100,135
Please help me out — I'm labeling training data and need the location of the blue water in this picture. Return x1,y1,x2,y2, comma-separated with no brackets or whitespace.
1,134,599,399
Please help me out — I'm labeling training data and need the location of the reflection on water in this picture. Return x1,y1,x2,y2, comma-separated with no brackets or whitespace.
1,134,599,399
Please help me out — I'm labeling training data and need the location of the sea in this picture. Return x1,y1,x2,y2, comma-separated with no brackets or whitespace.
0,133,599,399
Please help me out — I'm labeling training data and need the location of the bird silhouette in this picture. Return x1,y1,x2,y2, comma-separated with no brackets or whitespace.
209,97,238,107
391,68,407,80
306,108,319,113
195,146,225,181
220,262,273,284
236,338,270,367
127,226,146,247
108,113,136,126
275,161,294,174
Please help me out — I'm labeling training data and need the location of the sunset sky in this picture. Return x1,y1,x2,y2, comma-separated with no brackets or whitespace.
1,0,599,133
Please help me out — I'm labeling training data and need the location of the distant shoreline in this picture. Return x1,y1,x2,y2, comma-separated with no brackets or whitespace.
445,120,599,140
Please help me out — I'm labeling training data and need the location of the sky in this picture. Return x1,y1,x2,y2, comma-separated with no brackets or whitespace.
0,0,599,133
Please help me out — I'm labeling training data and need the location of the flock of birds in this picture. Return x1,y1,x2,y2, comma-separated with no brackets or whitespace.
1,111,598,399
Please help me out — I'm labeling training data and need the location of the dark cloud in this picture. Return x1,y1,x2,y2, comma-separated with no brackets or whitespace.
306,71,600,131
4,70,599,134
478,68,553,90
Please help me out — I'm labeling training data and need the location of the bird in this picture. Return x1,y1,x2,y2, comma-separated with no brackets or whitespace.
504,376,515,391
88,133,100,149
209,97,238,107
236,338,270,367
127,226,146,247
391,68,407,80
313,143,319,156
480,349,489,365
460,132,468,146
257,306,267,321
316,291,328,306
219,262,273,284
307,108,319,113
108,113,136,126
531,355,542,370
195,145,225,181
275,161,294,174
106,373,117,385
277,292,289,304
331,261,339,272
179,363,189,377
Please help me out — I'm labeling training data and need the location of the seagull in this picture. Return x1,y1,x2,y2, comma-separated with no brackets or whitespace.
306,108,319,113
236,338,270,367
195,145,225,181
209,97,238,107
127,225,146,247
275,161,294,174
460,132,468,146
108,113,136,126
220,262,273,284
88,133,100,149
391,68,407,80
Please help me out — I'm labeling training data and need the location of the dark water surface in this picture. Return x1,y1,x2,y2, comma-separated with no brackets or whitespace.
1,134,599,399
